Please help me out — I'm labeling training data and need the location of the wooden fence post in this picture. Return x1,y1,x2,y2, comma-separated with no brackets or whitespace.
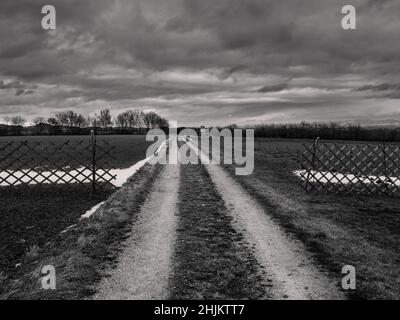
91,130,96,196
383,142,387,182
305,137,320,191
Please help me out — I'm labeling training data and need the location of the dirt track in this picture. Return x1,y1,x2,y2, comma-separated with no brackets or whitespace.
93,138,345,300
205,163,345,300
93,164,180,300
187,139,345,300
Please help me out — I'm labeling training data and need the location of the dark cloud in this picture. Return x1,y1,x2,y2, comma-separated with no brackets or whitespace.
0,80,24,89
256,83,289,93
354,82,400,99
0,80,36,96
218,65,248,80
356,83,400,92
0,0,399,125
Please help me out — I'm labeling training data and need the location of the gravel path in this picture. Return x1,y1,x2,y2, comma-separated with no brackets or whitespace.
93,164,180,300
185,139,345,300
205,163,346,300
93,138,346,300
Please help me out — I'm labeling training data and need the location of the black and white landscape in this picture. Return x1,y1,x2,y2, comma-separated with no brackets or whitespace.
0,0,400,304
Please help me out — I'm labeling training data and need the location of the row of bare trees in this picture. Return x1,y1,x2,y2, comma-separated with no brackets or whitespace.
2,115,27,126
251,121,400,142
2,109,168,129
114,110,168,128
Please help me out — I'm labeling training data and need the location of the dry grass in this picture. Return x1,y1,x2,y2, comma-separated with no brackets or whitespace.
170,163,271,299
0,135,151,278
222,138,400,299
0,164,162,300
0,272,8,287
0,184,113,276
24,245,40,263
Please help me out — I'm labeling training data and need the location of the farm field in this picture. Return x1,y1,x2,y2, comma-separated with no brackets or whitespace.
1,138,343,300
0,135,153,170
221,138,400,299
0,135,152,282
2,136,400,300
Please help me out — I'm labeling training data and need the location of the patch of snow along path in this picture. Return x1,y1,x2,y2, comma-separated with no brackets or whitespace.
294,169,400,186
79,137,171,220
80,201,106,220
187,140,346,300
0,138,172,188
93,163,180,300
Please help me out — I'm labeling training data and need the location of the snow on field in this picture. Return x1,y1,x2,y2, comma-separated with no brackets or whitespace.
0,138,171,188
80,137,171,219
294,169,400,186
81,201,106,220
0,166,141,188
1,138,171,222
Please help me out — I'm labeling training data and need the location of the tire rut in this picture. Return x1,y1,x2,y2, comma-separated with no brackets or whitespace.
93,164,180,300
205,163,346,300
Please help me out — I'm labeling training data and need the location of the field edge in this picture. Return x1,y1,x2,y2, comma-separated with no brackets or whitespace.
0,163,163,300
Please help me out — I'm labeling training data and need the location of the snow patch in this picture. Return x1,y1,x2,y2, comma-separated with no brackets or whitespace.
79,137,171,220
0,138,171,188
59,224,78,234
80,202,105,220
294,169,400,186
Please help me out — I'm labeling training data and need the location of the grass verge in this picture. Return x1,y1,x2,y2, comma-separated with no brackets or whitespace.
169,163,271,299
222,138,400,299
0,164,162,300
0,185,112,277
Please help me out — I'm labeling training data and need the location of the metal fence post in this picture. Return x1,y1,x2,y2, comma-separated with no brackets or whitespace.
91,130,96,196
305,137,320,191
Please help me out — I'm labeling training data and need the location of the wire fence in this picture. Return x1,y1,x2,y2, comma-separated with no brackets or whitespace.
299,138,400,195
0,131,117,194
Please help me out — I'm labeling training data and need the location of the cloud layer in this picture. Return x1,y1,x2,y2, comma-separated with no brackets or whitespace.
1,0,400,125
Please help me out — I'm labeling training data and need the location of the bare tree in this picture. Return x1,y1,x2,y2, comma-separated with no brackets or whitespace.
96,109,113,127
65,110,78,127
132,110,145,128
33,117,46,125
47,117,60,126
142,112,153,129
115,109,166,129
10,115,26,126
116,112,130,128
142,111,167,129
2,116,11,125
75,114,88,128
126,110,144,128
86,115,96,127
55,112,69,126
55,110,87,127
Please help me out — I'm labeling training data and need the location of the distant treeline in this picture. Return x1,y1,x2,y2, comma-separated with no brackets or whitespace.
0,123,165,136
2,112,400,142
0,109,168,136
243,122,400,142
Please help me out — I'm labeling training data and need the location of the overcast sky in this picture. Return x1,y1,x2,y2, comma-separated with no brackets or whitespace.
0,0,400,126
